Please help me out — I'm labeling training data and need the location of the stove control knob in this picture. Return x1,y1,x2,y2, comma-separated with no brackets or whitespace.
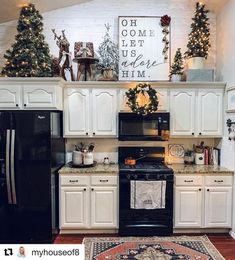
127,174,131,180
145,174,149,180
134,174,138,180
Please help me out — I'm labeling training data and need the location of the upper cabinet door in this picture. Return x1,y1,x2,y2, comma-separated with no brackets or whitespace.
197,89,223,136
119,89,168,112
0,85,21,109
64,88,90,137
92,89,117,136
23,85,59,109
170,90,195,136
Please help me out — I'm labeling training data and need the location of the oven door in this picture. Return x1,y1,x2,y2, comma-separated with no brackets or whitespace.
119,171,173,236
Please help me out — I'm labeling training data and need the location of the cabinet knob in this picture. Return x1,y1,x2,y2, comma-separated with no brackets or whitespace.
16,104,19,107
86,132,88,135
199,188,201,191
192,132,194,135
207,189,210,191
91,188,94,191
24,104,26,107
93,132,95,135
84,188,86,191
199,132,202,135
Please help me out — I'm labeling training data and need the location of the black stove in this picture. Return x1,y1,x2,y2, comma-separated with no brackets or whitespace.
118,146,174,236
119,162,172,172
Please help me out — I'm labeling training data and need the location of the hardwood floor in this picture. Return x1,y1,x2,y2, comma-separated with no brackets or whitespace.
54,233,235,259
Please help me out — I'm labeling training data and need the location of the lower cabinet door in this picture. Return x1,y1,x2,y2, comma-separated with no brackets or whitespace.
204,187,232,228
174,186,202,228
60,186,89,229
90,186,118,228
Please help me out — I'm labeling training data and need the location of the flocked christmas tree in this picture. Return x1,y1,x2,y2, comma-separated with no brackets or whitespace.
169,48,184,77
2,3,52,77
97,23,118,76
185,2,210,59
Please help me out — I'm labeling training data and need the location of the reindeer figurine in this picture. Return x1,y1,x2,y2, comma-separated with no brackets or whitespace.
52,29,75,81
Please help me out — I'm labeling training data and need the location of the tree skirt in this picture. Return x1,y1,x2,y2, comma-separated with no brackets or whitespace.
83,236,224,260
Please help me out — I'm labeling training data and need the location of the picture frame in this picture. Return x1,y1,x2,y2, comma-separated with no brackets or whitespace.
227,86,235,112
118,16,171,81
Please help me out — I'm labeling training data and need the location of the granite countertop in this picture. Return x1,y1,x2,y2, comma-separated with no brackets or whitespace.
59,162,233,175
58,163,119,175
169,164,234,175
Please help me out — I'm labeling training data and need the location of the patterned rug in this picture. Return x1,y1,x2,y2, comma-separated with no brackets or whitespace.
83,236,225,260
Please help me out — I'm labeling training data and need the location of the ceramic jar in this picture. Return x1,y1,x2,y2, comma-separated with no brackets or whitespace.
72,151,83,165
83,152,94,165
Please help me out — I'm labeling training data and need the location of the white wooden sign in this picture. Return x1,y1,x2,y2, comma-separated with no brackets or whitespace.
118,16,170,81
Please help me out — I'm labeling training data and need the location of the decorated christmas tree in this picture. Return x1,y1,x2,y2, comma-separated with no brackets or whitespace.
2,3,52,77
185,2,210,59
97,23,118,75
169,48,184,76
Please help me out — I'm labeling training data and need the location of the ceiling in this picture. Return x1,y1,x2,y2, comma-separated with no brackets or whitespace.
0,0,229,23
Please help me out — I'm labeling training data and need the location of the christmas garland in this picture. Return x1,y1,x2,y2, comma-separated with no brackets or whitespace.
126,83,158,115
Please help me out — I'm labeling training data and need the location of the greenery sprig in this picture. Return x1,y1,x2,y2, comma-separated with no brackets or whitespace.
126,83,158,115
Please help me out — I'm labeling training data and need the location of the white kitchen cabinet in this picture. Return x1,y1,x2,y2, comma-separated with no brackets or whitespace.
92,89,117,136
174,175,233,229
60,186,89,229
59,174,118,232
119,89,169,112
0,79,63,110
0,85,21,109
204,175,233,228
23,84,61,109
175,187,202,228
90,186,118,228
64,88,90,136
64,88,117,137
197,89,223,136
170,90,195,136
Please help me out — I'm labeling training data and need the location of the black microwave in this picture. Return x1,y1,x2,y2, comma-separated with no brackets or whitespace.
118,112,170,141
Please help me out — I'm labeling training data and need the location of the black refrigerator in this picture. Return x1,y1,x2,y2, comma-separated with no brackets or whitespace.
0,111,65,243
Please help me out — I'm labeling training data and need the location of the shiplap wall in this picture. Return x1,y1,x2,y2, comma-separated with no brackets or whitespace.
0,0,216,72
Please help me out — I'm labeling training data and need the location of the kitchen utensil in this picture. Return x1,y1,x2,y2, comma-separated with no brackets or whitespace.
88,143,95,152
124,155,145,165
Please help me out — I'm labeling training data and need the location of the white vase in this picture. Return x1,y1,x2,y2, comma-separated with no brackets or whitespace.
188,57,205,69
72,151,83,165
171,74,181,82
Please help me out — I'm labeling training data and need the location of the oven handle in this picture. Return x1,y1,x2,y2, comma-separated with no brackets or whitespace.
144,179,174,182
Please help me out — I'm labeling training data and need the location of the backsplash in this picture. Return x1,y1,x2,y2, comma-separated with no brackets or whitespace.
65,138,217,163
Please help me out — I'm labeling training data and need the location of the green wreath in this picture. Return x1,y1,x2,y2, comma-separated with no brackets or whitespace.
126,83,159,115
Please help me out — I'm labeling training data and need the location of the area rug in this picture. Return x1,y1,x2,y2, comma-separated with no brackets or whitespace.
83,236,225,260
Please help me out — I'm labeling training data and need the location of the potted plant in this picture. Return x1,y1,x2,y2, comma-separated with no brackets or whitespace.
97,23,118,81
184,2,210,69
169,48,184,82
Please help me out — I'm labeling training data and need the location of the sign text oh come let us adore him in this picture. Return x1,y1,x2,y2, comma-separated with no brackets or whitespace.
118,16,170,81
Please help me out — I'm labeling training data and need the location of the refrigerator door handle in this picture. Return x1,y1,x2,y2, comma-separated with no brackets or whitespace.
11,129,17,205
6,129,12,204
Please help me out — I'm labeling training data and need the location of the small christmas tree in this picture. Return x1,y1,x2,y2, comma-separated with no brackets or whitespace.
2,3,52,77
97,23,118,76
170,48,184,76
185,2,210,59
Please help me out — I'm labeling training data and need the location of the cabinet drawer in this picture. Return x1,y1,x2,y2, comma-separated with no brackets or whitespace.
205,176,233,186
91,176,118,186
60,175,89,186
175,175,203,186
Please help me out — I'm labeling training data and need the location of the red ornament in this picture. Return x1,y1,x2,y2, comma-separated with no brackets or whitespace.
160,15,171,27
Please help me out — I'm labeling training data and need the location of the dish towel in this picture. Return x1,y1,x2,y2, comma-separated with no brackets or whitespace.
130,180,166,209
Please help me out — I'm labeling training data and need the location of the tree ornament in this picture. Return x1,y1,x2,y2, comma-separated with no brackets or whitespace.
185,2,210,59
1,3,52,77
126,83,159,115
